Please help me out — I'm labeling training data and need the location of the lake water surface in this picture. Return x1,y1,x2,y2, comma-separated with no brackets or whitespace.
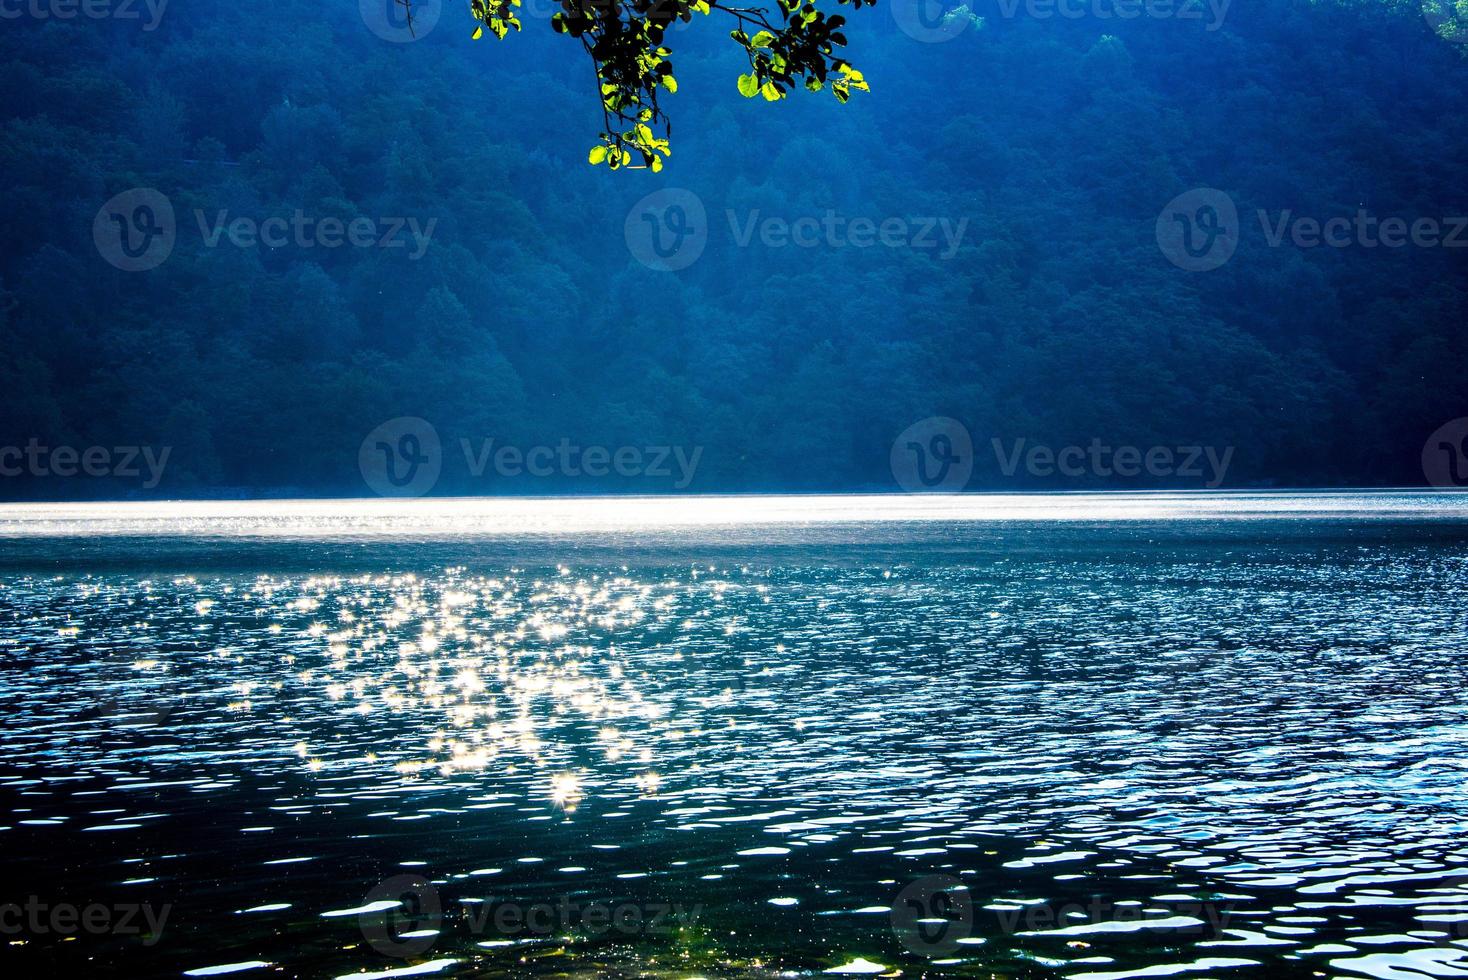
3,493,1468,979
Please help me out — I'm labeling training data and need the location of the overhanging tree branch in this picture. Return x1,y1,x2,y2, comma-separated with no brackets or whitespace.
458,0,873,170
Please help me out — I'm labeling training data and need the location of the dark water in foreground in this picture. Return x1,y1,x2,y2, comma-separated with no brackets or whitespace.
3,494,1468,980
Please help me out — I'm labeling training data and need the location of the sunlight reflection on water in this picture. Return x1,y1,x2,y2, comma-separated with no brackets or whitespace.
1,490,1466,538
1,493,1466,979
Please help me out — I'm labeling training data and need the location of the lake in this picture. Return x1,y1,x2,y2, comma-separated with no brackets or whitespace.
2,493,1467,979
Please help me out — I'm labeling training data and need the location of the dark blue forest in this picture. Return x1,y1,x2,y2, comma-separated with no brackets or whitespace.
2,0,1466,497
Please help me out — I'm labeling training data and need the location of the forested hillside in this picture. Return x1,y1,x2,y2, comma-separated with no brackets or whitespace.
1,0,1465,495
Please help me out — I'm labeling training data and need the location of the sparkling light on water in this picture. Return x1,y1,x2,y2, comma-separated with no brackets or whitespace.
1,493,1467,978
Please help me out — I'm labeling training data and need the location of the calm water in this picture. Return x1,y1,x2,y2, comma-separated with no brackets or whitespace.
3,493,1468,980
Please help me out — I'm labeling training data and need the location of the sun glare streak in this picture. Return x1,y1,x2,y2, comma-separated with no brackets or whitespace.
6,492,1468,541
